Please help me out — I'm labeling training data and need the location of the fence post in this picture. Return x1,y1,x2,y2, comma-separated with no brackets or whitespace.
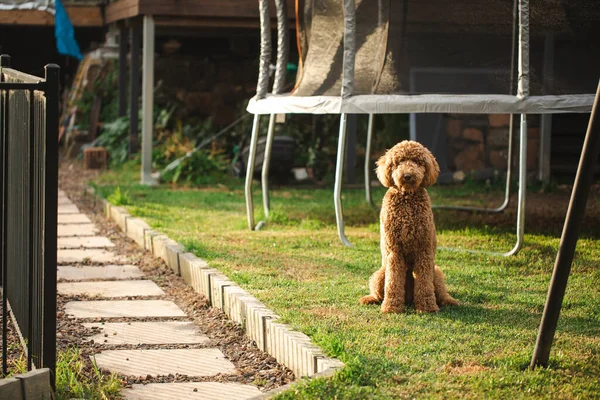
0,53,10,376
0,54,9,289
43,63,59,389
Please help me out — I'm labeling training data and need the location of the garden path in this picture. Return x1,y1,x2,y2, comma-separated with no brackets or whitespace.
57,190,262,400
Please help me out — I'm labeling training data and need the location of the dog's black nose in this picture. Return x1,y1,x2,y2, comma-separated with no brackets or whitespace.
404,174,412,182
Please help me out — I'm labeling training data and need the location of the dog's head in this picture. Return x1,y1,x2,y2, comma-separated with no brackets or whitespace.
376,140,440,193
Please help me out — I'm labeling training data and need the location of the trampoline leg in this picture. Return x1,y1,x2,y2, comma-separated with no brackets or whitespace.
335,114,353,247
260,114,276,223
433,114,515,213
504,114,527,256
437,115,526,257
245,114,261,230
365,114,377,209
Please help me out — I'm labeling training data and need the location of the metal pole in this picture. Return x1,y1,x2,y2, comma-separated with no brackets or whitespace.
345,114,357,184
245,114,261,230
259,0,288,225
261,114,276,220
335,114,352,247
272,0,288,95
531,81,600,369
256,0,272,99
341,0,356,99
333,0,356,246
129,22,141,155
0,55,6,283
245,0,271,230
27,89,35,371
365,113,376,208
504,114,527,256
118,24,128,118
517,0,530,100
504,0,529,256
43,63,60,390
140,15,156,185
0,55,5,289
1,53,10,377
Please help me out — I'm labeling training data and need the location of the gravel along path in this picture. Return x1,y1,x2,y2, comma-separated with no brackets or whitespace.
58,161,294,398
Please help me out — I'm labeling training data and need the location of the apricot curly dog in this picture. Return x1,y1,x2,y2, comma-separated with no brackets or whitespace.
360,140,457,313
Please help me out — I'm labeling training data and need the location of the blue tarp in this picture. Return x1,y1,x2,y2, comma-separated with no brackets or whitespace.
54,0,82,60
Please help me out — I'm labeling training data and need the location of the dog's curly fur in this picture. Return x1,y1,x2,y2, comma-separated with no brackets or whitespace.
360,140,458,313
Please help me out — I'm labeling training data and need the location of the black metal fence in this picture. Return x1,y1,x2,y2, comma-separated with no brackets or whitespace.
0,55,59,387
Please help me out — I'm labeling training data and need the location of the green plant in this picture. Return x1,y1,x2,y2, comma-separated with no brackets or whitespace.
1,347,27,377
153,119,196,168
161,149,230,185
107,186,132,206
55,348,122,400
91,116,131,167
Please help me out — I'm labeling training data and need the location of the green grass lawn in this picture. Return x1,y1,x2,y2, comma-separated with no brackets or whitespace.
93,165,600,399
55,348,122,400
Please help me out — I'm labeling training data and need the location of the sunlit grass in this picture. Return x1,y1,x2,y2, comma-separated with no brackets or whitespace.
55,348,122,400
94,164,600,399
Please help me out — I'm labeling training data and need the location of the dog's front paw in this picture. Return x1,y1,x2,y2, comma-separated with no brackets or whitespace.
381,302,404,314
359,295,381,305
437,296,458,307
415,303,440,313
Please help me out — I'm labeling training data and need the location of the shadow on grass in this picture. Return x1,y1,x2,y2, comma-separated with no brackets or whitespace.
437,304,599,338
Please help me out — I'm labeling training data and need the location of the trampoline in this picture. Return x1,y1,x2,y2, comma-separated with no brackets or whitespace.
244,0,599,254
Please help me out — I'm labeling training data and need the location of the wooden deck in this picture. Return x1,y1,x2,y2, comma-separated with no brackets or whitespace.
0,6,103,27
105,0,296,27
0,0,294,29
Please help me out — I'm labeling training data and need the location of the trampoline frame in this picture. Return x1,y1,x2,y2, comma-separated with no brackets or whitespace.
244,0,595,256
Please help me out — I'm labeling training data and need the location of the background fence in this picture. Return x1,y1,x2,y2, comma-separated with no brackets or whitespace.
0,55,59,387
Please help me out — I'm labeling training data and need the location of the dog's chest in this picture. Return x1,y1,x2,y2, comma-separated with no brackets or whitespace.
382,191,432,246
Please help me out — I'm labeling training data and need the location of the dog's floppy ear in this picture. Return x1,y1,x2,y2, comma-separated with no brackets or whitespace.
376,153,393,188
421,148,440,187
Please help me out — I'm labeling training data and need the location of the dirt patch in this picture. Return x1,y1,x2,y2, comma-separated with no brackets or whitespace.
434,184,600,237
58,159,294,391
308,307,349,322
443,360,489,375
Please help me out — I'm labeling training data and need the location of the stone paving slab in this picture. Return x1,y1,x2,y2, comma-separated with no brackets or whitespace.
58,197,74,205
58,280,164,298
122,382,261,400
58,214,92,224
58,265,143,281
58,224,98,237
83,322,210,345
58,236,115,249
93,349,236,377
65,300,186,318
58,204,80,214
58,249,125,264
